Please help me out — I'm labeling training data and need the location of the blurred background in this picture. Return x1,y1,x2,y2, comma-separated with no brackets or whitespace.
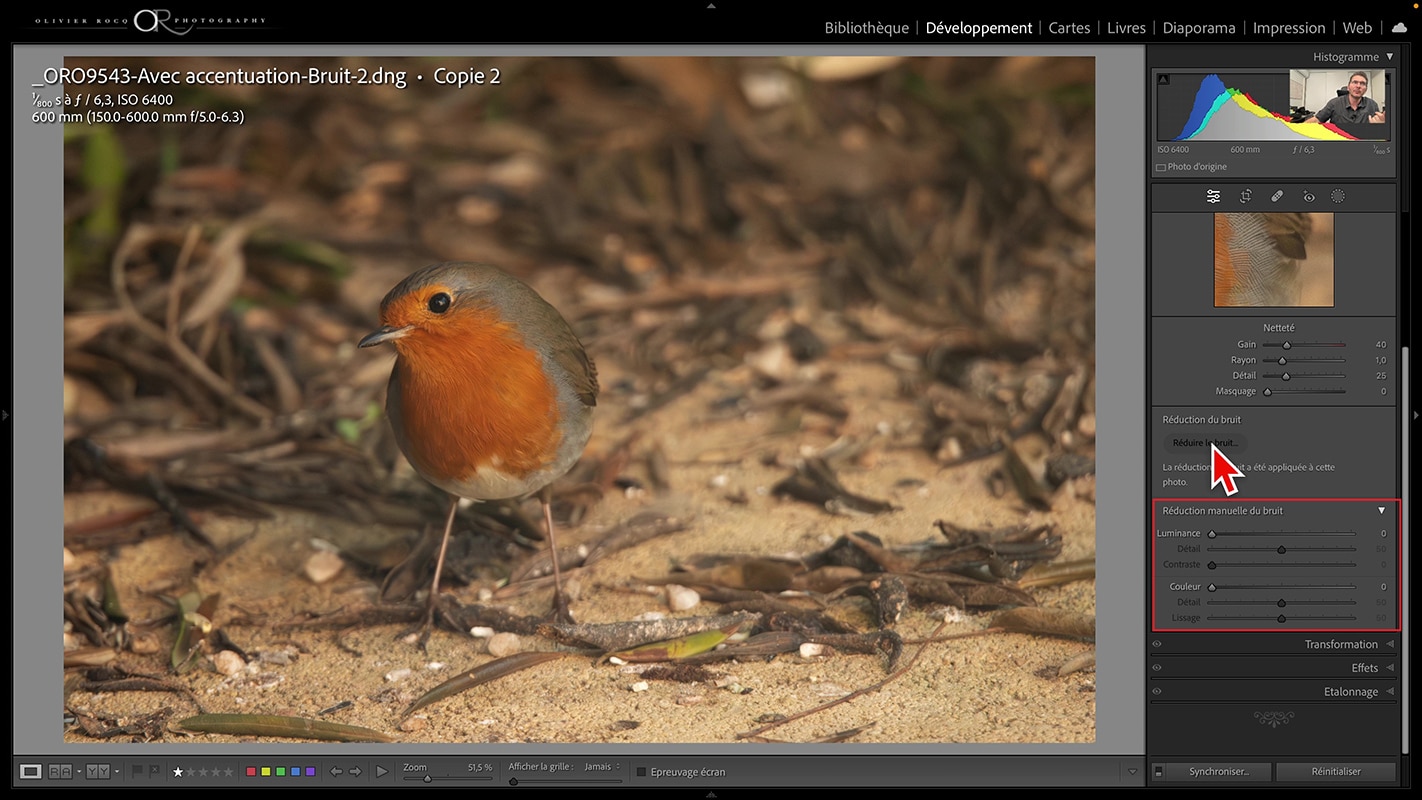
63,54,1095,508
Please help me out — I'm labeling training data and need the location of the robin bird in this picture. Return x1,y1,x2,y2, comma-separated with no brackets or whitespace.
1213,212,1313,307
359,262,597,639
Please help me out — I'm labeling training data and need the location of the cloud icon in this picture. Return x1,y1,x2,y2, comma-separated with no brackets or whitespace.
1392,22,1407,33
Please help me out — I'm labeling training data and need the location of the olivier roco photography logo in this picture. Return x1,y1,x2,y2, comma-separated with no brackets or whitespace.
30,11,268,35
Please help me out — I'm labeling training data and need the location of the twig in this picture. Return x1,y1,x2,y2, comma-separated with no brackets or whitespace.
745,722,877,744
143,468,218,549
110,226,273,421
250,333,304,414
165,224,203,337
735,617,950,740
900,626,1004,645
87,338,220,421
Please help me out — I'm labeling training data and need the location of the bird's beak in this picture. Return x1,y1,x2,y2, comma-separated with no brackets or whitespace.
358,324,414,348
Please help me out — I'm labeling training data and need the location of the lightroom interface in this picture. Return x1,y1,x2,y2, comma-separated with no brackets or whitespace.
11,7,1412,790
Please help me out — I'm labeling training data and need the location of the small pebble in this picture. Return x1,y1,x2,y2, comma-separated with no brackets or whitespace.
487,633,522,657
469,627,495,639
739,70,794,109
936,606,969,624
937,437,964,462
212,650,246,676
630,681,650,693
665,584,700,612
384,668,413,683
1058,650,1096,677
1077,413,1096,438
746,341,796,382
303,550,344,584
799,643,831,659
398,716,428,733
258,649,293,666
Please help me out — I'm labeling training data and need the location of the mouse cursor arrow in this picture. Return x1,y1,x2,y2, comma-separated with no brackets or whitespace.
1210,443,1244,496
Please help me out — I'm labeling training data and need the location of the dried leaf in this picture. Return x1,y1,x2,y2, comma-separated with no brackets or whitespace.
791,566,863,594
402,652,571,719
607,622,741,663
1002,439,1051,510
771,458,898,516
897,573,965,608
540,612,759,652
64,648,119,668
1017,558,1096,589
677,631,804,663
958,584,1036,608
100,567,127,622
805,722,877,743
1058,649,1095,676
180,713,392,743
171,591,218,672
990,607,1095,641
843,531,915,573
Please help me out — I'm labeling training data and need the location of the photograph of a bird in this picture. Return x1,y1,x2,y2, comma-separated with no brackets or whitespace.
359,262,598,642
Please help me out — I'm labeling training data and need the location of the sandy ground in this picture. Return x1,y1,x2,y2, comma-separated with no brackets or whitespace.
63,357,1096,745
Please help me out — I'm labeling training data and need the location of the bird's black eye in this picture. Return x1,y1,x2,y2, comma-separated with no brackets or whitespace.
427,292,451,314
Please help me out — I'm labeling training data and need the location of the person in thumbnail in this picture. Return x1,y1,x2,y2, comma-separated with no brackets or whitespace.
1307,72,1385,124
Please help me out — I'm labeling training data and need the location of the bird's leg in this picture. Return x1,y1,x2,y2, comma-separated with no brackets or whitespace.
415,494,461,649
539,486,575,624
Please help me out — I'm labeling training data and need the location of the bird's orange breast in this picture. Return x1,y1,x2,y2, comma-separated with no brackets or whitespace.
390,307,562,487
